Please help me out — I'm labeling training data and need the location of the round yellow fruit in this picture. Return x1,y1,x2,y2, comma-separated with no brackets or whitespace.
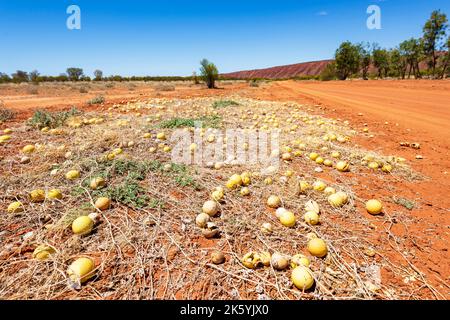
47,189,62,200
211,190,224,202
90,177,106,190
271,253,289,270
336,161,350,172
366,199,383,215
22,145,35,154
7,201,24,214
381,163,393,173
331,151,341,158
72,216,94,236
279,210,296,227
267,195,281,208
195,213,210,228
241,173,251,185
240,187,250,196
309,153,319,161
299,181,311,193
282,152,292,161
291,266,315,290
264,177,273,185
33,245,55,261
241,252,260,269
328,193,346,207
156,132,166,140
261,222,273,233
30,189,45,203
323,159,333,167
368,161,379,170
65,170,80,180
304,211,320,225
95,197,111,211
67,257,95,284
307,238,328,257
0,135,11,143
226,174,243,189
324,187,336,195
259,251,271,267
202,200,219,217
312,180,326,192
290,254,310,268
315,157,324,164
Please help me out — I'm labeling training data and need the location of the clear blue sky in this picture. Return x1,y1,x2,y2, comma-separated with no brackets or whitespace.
0,0,448,77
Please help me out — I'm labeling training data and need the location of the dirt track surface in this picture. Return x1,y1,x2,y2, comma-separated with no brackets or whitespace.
1,79,449,299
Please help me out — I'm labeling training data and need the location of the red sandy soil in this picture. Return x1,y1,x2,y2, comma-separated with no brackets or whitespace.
1,79,449,299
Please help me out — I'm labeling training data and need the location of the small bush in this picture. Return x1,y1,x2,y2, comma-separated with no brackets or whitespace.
26,86,39,95
212,100,239,109
320,62,337,81
0,101,16,122
87,95,105,105
158,115,221,128
393,197,415,210
155,84,175,91
28,107,80,129
79,86,89,93
249,80,260,87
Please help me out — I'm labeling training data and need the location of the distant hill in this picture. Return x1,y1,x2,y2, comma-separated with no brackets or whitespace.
221,59,333,79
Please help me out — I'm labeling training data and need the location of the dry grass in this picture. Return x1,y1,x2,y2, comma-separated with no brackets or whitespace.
0,96,440,300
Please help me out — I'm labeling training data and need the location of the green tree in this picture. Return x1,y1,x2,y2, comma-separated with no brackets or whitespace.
199,59,219,89
389,48,408,79
93,69,103,81
0,72,11,83
334,41,361,80
438,36,450,78
357,42,371,80
11,70,29,83
399,38,423,79
29,70,40,83
66,67,84,81
319,62,337,81
372,46,390,78
422,10,448,77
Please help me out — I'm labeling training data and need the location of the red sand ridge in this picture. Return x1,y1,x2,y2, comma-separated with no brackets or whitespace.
222,59,333,79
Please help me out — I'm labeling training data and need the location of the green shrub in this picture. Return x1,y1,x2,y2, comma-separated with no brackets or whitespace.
158,115,221,128
28,107,80,129
212,100,239,109
87,95,105,105
0,102,16,122
200,59,219,89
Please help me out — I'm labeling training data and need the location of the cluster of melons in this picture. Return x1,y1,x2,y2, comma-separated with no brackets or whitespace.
308,152,335,168
361,155,393,173
241,236,328,291
196,188,223,238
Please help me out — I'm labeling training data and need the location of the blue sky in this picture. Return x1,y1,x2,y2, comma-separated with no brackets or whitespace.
0,0,448,76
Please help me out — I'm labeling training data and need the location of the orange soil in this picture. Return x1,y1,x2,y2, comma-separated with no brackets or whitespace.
1,79,449,299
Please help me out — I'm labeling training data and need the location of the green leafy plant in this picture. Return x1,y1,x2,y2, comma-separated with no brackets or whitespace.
212,100,239,109
158,115,221,128
0,102,16,122
87,95,105,105
200,59,219,89
28,107,80,129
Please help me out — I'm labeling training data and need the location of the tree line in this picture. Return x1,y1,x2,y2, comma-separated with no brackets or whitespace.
0,67,196,84
323,10,449,80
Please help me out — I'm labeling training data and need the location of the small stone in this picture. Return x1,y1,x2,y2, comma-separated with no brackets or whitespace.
20,156,30,164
